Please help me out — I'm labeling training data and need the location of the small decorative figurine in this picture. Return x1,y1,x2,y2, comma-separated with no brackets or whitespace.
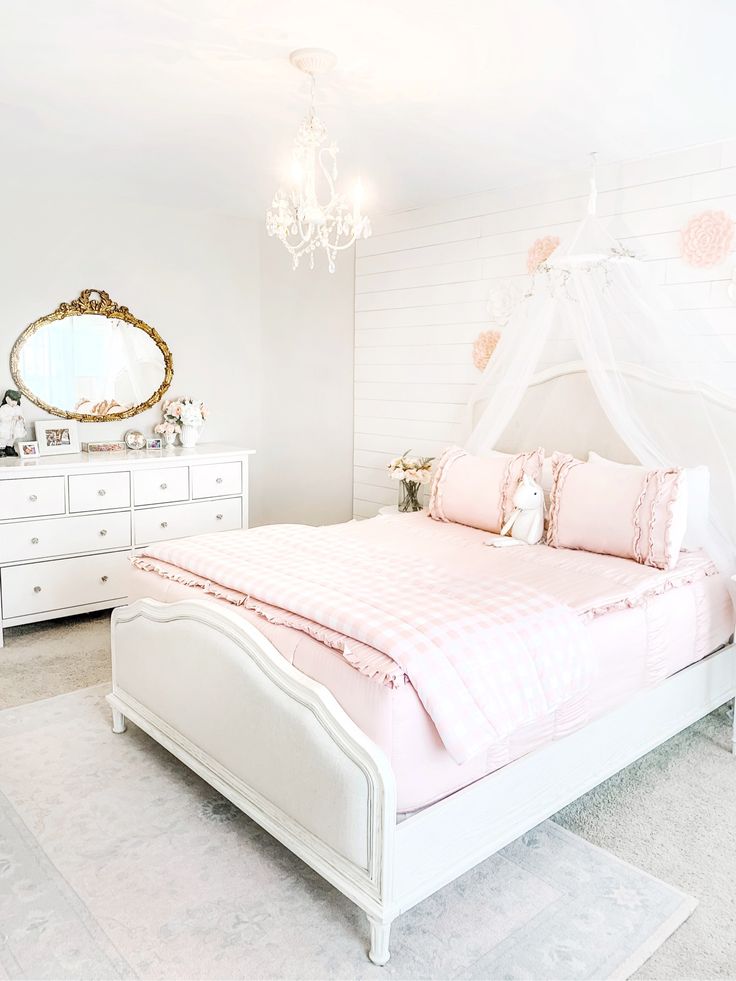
486,473,546,548
0,389,27,456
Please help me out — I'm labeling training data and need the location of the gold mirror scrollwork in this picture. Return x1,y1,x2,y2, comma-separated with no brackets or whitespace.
10,289,174,422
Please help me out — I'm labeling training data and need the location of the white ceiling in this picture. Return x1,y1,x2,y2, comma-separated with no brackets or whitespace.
1,0,735,218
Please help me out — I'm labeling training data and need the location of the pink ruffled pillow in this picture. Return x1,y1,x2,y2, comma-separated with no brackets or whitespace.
546,453,686,570
428,446,544,534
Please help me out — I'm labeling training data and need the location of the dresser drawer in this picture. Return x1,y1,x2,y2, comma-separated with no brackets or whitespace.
134,497,242,546
69,471,130,512
0,476,65,520
1,552,129,619
134,467,189,506
191,461,242,499
0,511,131,564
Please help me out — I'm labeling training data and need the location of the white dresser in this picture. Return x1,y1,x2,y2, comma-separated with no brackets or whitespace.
0,443,254,646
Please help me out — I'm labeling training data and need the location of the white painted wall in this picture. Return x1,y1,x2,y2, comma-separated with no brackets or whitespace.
0,194,357,528
0,192,265,517
259,230,354,526
353,140,736,518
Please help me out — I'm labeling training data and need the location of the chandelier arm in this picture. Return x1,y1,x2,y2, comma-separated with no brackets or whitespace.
330,235,359,252
317,147,339,211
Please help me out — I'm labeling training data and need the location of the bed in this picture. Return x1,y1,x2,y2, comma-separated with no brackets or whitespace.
108,509,736,965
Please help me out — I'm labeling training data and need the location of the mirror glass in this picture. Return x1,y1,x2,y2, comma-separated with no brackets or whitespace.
11,291,173,420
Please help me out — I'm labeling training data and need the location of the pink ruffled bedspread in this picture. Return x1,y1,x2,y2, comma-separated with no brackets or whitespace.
134,521,591,764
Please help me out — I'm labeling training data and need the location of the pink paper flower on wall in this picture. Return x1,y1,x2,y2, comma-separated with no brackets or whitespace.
680,210,734,268
527,235,560,274
473,329,500,372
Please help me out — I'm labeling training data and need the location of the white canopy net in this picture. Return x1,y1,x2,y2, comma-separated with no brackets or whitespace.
466,193,736,573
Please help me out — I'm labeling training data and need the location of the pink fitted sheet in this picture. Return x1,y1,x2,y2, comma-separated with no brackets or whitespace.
128,514,734,813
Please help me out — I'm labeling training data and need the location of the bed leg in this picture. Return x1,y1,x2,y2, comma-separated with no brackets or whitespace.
111,707,127,734
368,915,392,966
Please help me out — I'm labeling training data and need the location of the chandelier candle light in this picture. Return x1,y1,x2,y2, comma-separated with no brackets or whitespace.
266,48,372,272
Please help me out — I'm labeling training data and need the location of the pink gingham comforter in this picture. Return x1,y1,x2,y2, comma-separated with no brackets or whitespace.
134,524,590,764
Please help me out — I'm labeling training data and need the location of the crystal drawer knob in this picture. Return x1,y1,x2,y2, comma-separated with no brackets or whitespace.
31,537,39,545
99,529,107,537
29,494,38,502
216,477,223,484
160,482,168,490
101,575,109,583
216,513,223,520
33,585,41,593
98,489,106,496
161,521,168,528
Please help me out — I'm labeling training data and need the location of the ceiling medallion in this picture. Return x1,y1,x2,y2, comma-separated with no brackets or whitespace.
266,48,372,273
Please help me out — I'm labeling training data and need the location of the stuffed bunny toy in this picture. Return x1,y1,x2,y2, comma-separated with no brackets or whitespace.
487,473,545,547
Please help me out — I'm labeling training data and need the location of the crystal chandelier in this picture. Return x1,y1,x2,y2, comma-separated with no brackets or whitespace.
266,48,372,272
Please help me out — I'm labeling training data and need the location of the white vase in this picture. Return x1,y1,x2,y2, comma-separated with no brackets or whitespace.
163,431,177,449
180,424,200,448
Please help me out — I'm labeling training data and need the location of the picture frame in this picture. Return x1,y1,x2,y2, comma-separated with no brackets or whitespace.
35,419,81,456
146,437,163,451
15,440,39,459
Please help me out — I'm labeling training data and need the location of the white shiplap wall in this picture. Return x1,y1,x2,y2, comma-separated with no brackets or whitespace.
353,141,736,518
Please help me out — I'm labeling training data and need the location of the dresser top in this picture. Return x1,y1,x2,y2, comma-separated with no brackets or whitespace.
0,442,255,478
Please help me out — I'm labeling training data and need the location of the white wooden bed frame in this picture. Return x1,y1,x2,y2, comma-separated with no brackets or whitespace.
108,597,736,965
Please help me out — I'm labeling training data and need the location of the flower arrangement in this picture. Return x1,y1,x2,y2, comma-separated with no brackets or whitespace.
527,235,560,274
486,279,519,325
472,329,501,371
387,450,434,512
157,398,209,448
161,397,209,428
153,420,179,447
680,210,734,268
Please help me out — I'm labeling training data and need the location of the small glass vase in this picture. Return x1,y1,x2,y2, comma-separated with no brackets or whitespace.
398,479,423,513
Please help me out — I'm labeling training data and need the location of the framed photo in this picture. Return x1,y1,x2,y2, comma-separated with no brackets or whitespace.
146,437,163,451
16,440,40,459
35,420,81,456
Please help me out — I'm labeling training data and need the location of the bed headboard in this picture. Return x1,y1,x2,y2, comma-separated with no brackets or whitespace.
492,368,638,463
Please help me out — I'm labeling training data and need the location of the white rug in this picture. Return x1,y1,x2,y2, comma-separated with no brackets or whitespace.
0,685,696,980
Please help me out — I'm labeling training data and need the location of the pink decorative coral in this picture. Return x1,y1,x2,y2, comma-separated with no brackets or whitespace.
527,235,560,274
472,330,500,372
680,210,734,268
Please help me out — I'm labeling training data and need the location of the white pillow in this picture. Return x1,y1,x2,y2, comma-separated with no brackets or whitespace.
587,452,709,550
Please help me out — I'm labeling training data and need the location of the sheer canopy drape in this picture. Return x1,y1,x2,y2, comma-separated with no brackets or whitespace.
466,215,736,572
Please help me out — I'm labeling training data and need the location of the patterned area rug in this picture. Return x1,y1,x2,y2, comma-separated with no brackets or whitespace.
0,685,696,980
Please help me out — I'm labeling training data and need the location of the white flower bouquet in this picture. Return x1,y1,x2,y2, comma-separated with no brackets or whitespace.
387,450,434,512
157,398,209,448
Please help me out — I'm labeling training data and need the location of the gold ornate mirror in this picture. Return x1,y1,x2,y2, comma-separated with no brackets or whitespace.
10,289,173,422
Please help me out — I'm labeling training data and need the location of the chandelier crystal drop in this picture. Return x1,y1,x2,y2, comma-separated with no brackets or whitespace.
266,48,372,273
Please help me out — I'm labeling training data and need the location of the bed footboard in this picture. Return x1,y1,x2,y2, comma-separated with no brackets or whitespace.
108,598,397,962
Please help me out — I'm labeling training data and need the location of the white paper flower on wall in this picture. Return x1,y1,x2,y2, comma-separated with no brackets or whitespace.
486,279,519,325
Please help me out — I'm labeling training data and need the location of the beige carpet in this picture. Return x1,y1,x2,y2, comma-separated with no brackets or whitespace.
0,611,111,710
1,613,734,979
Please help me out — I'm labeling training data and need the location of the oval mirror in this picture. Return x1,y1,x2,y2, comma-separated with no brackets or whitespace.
10,289,173,422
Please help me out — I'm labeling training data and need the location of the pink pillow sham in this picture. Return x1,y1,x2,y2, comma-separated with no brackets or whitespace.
547,453,686,570
428,446,544,534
